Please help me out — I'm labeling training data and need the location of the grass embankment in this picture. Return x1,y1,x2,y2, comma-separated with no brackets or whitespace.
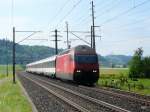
0,65,32,112
0,78,32,112
99,68,150,95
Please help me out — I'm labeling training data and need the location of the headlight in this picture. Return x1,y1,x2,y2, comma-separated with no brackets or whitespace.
93,70,97,73
76,70,81,73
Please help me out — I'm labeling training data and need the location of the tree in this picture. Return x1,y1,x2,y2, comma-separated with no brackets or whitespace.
142,56,150,78
123,64,127,68
129,47,143,78
111,63,115,68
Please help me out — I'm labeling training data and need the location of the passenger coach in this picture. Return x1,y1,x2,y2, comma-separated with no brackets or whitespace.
26,45,99,85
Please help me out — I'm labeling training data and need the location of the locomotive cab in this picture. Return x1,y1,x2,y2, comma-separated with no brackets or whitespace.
73,45,99,85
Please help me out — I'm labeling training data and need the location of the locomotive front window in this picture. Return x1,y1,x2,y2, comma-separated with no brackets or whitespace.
75,55,98,64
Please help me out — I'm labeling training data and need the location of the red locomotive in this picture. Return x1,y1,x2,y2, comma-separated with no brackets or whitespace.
26,45,99,85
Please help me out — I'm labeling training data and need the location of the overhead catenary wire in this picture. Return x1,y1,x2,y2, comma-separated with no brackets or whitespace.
51,0,70,22
73,12,90,27
17,31,41,44
73,0,106,27
100,37,150,45
55,0,83,28
108,17,150,31
64,31,90,33
96,0,121,18
104,5,150,30
100,0,150,26
95,0,117,13
95,0,114,9
100,1,150,35
70,31,91,45
43,0,70,31
74,15,91,27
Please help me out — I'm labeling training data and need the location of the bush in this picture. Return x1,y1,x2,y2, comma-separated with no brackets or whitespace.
104,80,108,87
136,83,144,90
119,73,128,83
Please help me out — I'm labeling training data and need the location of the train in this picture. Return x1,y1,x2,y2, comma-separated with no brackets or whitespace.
26,45,99,85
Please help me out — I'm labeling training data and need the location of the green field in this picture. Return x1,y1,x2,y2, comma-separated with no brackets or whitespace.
0,65,23,79
100,68,129,78
99,68,150,95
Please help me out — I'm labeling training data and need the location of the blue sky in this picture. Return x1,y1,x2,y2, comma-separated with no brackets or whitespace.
0,0,150,56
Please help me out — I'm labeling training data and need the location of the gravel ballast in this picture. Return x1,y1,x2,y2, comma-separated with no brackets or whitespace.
18,73,79,112
24,72,150,112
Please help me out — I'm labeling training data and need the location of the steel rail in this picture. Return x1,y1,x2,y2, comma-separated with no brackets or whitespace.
25,74,131,112
22,75,90,112
80,86,150,105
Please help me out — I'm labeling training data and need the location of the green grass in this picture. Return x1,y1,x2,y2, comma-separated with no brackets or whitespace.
0,65,24,79
0,74,6,79
100,68,129,78
0,77,32,112
100,68,129,75
99,68,150,96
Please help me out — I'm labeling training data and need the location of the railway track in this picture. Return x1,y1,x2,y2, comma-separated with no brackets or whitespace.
27,72,150,112
79,85,150,106
23,76,89,112
19,72,130,112
18,73,79,112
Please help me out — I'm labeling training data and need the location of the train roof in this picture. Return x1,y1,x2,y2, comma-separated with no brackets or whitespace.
73,45,96,54
73,45,94,51
26,45,95,67
26,55,56,66
58,45,95,55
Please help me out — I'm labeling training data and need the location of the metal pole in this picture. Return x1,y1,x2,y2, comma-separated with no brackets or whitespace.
91,26,93,48
13,27,16,83
66,22,69,49
55,29,58,55
92,1,95,50
6,37,8,76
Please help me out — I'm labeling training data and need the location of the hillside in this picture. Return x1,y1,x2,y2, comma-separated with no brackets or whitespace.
0,39,131,67
103,55,132,67
0,39,59,64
